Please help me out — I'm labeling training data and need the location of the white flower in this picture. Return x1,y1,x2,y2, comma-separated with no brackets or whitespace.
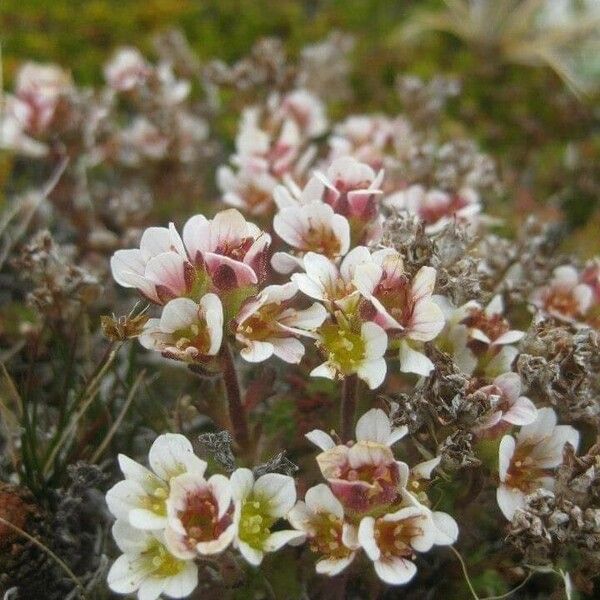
272,203,350,274
292,247,370,309
104,47,151,91
434,295,523,377
139,295,223,363
497,407,580,520
106,434,207,530
0,99,48,156
230,468,303,566
235,282,326,364
218,166,279,216
531,265,594,324
118,117,170,165
358,505,436,586
107,520,198,600
275,89,328,138
164,472,235,558
475,372,537,431
288,484,359,576
312,320,388,389
306,409,408,514
386,184,481,233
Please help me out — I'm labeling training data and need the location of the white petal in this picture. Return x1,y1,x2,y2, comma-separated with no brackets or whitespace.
263,529,305,552
498,435,516,482
496,485,525,521
316,554,355,576
304,483,344,518
503,396,538,426
182,214,210,261
196,523,236,555
129,508,168,530
138,577,166,600
357,357,387,390
362,321,388,359
357,517,380,561
112,519,151,554
240,340,275,363
118,454,163,492
518,407,556,445
431,511,459,545
305,429,336,450
111,249,146,286
254,473,296,517
287,501,313,533
162,562,199,598
310,362,337,380
340,246,372,282
412,456,441,480
398,340,434,376
493,330,525,345
353,262,382,297
160,298,200,332
106,480,147,521
355,408,392,445
107,554,147,594
270,337,305,363
148,433,207,481
494,372,521,400
283,302,328,330
209,209,249,250
140,227,173,259
230,468,255,503
237,540,264,566
408,298,445,342
374,557,417,585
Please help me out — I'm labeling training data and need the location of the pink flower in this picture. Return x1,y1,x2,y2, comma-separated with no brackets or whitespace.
272,203,350,273
274,89,328,139
165,472,235,558
104,47,151,91
218,166,279,217
111,210,271,302
497,407,579,520
181,209,271,289
474,372,537,433
386,184,481,233
110,225,193,304
235,282,327,363
13,62,72,134
312,156,384,244
306,409,408,515
582,259,600,303
532,265,594,324
139,295,223,363
354,250,445,376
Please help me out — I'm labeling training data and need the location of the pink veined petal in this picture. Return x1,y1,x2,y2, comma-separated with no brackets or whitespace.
140,227,174,260
494,372,522,401
502,396,538,426
271,252,304,274
182,214,210,261
204,253,258,286
407,298,445,342
410,266,437,303
145,252,188,296
111,249,146,286
209,209,249,250
498,435,516,482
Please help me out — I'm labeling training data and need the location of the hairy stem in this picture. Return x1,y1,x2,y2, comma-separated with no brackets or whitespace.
220,343,250,450
340,374,358,442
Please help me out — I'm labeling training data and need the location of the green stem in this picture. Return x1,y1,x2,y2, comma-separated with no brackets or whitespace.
219,343,250,450
340,374,358,442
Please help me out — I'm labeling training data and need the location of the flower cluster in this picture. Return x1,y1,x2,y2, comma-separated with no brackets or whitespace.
106,434,302,599
295,408,458,585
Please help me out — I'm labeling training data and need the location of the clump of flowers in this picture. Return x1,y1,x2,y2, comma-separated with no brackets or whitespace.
2,32,600,600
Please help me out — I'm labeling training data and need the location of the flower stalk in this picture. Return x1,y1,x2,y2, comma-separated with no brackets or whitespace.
340,373,358,443
219,342,250,450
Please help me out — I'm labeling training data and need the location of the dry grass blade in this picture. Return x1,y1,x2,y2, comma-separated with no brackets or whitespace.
90,369,146,464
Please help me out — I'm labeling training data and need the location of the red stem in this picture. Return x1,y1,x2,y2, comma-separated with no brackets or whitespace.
340,374,358,442
219,343,250,450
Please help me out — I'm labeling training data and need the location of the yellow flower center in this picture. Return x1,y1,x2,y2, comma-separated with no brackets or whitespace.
238,496,275,550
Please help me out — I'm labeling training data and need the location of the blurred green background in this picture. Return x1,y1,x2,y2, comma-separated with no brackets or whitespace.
2,0,599,244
